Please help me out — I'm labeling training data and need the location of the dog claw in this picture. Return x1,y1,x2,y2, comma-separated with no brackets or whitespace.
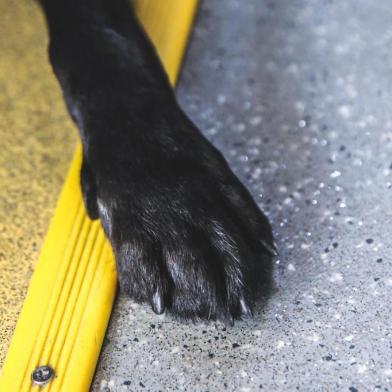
260,240,279,257
239,297,252,316
151,290,165,315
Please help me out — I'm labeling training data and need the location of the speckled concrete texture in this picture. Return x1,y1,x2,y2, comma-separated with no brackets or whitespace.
92,0,392,391
0,0,77,366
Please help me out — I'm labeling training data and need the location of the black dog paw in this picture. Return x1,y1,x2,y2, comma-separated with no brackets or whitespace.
84,142,276,324
40,0,275,324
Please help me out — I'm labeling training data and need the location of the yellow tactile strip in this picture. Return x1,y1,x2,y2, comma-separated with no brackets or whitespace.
0,0,198,391
0,147,116,392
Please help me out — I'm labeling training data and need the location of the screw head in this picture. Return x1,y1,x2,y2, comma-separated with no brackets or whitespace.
31,365,54,386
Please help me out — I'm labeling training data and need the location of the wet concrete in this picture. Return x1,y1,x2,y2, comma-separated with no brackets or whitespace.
91,0,392,390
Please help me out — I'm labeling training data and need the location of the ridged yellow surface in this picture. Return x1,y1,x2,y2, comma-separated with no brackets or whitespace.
0,1,198,391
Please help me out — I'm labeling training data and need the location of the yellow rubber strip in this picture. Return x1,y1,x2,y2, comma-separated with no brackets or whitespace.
0,1,198,391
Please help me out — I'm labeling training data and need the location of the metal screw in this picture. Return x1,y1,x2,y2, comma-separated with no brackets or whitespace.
31,365,54,387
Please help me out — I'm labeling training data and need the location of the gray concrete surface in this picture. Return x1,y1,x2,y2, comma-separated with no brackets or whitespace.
92,0,392,390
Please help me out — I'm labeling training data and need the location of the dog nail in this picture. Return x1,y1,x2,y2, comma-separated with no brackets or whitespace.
239,297,252,316
151,290,165,315
260,240,279,257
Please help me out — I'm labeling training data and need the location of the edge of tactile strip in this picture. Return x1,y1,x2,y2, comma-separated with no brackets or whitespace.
0,1,198,391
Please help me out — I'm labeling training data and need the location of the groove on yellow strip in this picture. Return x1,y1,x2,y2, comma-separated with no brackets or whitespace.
0,1,198,391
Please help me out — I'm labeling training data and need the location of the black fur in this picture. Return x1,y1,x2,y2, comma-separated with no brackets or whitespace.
37,0,276,324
